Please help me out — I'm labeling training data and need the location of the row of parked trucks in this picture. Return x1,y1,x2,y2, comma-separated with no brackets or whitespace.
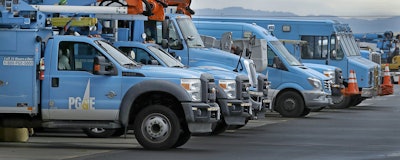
0,0,391,150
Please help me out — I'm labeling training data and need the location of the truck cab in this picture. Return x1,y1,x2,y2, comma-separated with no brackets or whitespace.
113,41,254,134
192,21,332,117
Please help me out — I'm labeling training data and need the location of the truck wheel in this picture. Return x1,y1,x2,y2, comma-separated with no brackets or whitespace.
275,91,305,117
227,118,249,130
329,95,351,109
173,129,191,148
350,95,365,106
83,128,116,138
310,107,325,112
134,105,181,150
111,128,126,137
300,108,311,116
210,118,229,135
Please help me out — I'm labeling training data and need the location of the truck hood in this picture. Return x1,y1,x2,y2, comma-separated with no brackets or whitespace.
349,56,379,69
188,47,245,73
292,66,330,80
303,63,337,72
136,65,204,79
189,66,239,80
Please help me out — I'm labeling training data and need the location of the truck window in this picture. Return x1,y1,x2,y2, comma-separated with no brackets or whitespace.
301,36,328,59
59,41,102,73
267,46,277,67
330,35,344,60
58,47,72,70
167,21,183,49
119,47,158,65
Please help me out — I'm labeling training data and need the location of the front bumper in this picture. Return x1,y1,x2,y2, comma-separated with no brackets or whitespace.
362,87,378,98
302,90,332,109
248,91,270,119
182,102,220,133
219,99,251,125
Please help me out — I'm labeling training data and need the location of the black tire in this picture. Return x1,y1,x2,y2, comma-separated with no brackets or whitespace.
83,128,116,138
227,118,249,130
329,95,352,109
350,95,365,107
173,129,191,148
111,128,126,137
133,105,181,150
310,107,325,112
300,108,311,117
210,117,229,135
275,91,305,117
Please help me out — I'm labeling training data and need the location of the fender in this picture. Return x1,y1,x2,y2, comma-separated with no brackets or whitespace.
119,79,191,127
275,82,307,92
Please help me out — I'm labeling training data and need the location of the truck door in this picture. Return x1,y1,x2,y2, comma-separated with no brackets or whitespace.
266,46,283,89
45,41,121,121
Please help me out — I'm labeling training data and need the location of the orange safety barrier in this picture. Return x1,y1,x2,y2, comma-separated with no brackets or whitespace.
342,70,360,96
379,64,393,95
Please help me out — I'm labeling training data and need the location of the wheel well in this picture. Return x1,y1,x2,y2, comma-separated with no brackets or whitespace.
128,91,186,127
274,88,304,109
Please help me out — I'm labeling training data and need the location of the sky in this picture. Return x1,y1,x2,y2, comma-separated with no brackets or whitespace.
191,0,400,19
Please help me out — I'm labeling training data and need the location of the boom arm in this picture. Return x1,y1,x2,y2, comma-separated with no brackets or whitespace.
97,0,194,21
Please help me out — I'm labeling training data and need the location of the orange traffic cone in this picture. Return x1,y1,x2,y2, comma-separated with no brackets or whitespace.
343,70,360,96
379,64,393,95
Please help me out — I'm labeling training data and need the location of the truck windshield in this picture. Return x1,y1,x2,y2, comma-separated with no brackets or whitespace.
95,40,138,68
148,46,185,68
270,41,303,66
176,18,205,48
338,34,360,57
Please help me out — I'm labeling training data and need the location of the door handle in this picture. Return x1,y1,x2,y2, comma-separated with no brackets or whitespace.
52,77,59,87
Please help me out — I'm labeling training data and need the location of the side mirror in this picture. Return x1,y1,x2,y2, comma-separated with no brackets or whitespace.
272,56,287,71
331,49,337,59
93,56,117,75
177,56,182,62
150,60,159,65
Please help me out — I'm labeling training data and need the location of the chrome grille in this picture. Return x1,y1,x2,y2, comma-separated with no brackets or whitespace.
323,80,332,92
370,52,381,65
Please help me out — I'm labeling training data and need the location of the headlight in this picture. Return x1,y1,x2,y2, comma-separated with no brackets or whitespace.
323,70,335,80
181,79,202,102
219,79,237,99
307,77,322,89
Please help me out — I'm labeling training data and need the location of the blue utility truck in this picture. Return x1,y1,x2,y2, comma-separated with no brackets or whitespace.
114,41,253,134
193,17,382,107
193,21,333,115
98,13,270,118
355,31,400,83
0,1,220,150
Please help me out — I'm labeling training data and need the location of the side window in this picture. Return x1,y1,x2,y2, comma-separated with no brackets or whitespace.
118,47,158,65
58,41,101,73
134,48,158,65
144,21,157,43
119,47,135,60
301,36,328,59
267,46,277,67
58,43,73,70
330,35,344,60
168,21,182,50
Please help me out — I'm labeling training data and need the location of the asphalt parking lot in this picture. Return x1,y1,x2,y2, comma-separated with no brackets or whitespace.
1,86,400,160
